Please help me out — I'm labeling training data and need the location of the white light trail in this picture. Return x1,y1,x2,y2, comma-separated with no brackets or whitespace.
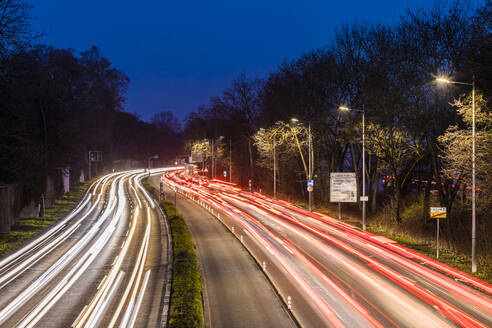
0,173,130,326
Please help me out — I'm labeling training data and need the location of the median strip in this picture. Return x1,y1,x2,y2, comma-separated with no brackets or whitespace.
143,179,205,328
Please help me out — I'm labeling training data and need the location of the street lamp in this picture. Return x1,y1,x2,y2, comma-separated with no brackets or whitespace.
436,75,477,273
290,118,313,212
339,105,367,231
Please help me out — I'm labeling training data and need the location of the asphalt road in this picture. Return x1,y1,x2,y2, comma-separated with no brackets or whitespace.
162,170,492,328
149,175,295,328
0,169,173,328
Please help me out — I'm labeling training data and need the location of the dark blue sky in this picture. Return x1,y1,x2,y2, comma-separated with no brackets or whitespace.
31,0,435,123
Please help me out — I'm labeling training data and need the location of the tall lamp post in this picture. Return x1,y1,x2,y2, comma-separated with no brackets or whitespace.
436,76,477,273
229,139,232,183
339,106,367,231
273,134,277,199
290,118,313,212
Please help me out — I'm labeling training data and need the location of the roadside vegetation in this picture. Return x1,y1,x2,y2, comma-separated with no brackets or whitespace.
143,179,205,328
161,201,204,328
0,178,95,258
0,0,182,233
183,0,491,279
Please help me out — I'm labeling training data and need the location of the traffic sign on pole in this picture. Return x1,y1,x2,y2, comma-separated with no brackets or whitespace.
430,207,446,258
307,179,314,187
430,207,446,219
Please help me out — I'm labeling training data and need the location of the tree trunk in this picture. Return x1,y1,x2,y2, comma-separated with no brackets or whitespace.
248,137,254,185
394,174,402,224
422,179,430,226
369,156,380,213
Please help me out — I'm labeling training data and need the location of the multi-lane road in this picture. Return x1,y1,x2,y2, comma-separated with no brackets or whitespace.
149,175,295,328
0,169,174,328
2,167,491,328
162,170,492,328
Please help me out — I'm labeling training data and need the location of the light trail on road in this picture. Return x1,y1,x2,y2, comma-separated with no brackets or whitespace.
0,168,179,328
163,170,492,328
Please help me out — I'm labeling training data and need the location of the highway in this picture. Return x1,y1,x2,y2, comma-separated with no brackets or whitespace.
149,175,295,328
162,169,492,328
0,169,174,328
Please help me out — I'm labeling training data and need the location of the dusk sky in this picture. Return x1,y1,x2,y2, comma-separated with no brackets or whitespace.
31,0,436,124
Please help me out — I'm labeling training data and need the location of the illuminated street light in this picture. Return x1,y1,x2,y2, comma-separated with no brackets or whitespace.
338,105,366,231
435,75,477,273
435,77,452,84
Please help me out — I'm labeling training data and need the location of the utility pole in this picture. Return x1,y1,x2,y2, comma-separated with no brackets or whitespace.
211,139,214,179
273,135,277,200
229,139,232,183
308,121,312,212
362,105,366,231
471,75,476,273
202,151,205,177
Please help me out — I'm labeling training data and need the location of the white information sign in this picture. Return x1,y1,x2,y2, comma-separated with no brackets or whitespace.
330,172,357,203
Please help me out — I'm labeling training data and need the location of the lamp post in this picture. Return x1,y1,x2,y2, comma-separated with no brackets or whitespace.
290,118,313,212
273,134,277,199
229,139,232,183
339,106,366,231
436,75,476,273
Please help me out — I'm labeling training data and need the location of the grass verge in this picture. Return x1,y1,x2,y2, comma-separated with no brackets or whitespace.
0,178,95,258
366,226,492,283
143,178,204,328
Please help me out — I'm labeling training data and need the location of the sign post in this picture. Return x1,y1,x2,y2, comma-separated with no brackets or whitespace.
88,150,102,180
330,173,357,222
430,207,446,258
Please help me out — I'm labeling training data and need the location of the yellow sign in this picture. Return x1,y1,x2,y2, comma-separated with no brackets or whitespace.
430,207,446,219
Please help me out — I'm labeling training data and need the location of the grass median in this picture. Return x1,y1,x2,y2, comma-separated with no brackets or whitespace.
142,179,204,328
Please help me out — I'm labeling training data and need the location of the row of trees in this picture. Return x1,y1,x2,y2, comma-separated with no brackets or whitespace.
183,1,491,251
0,0,181,209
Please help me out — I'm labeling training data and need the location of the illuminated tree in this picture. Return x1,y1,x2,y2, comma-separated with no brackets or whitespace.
438,92,492,198
365,123,424,223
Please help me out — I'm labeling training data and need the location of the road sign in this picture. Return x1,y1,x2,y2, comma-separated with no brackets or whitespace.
307,179,314,187
223,171,227,177
89,151,102,162
307,186,313,192
430,207,446,259
430,207,446,219
189,152,203,163
330,172,357,203
360,196,369,202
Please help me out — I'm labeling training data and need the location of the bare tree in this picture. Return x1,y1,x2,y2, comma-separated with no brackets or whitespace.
0,0,36,56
